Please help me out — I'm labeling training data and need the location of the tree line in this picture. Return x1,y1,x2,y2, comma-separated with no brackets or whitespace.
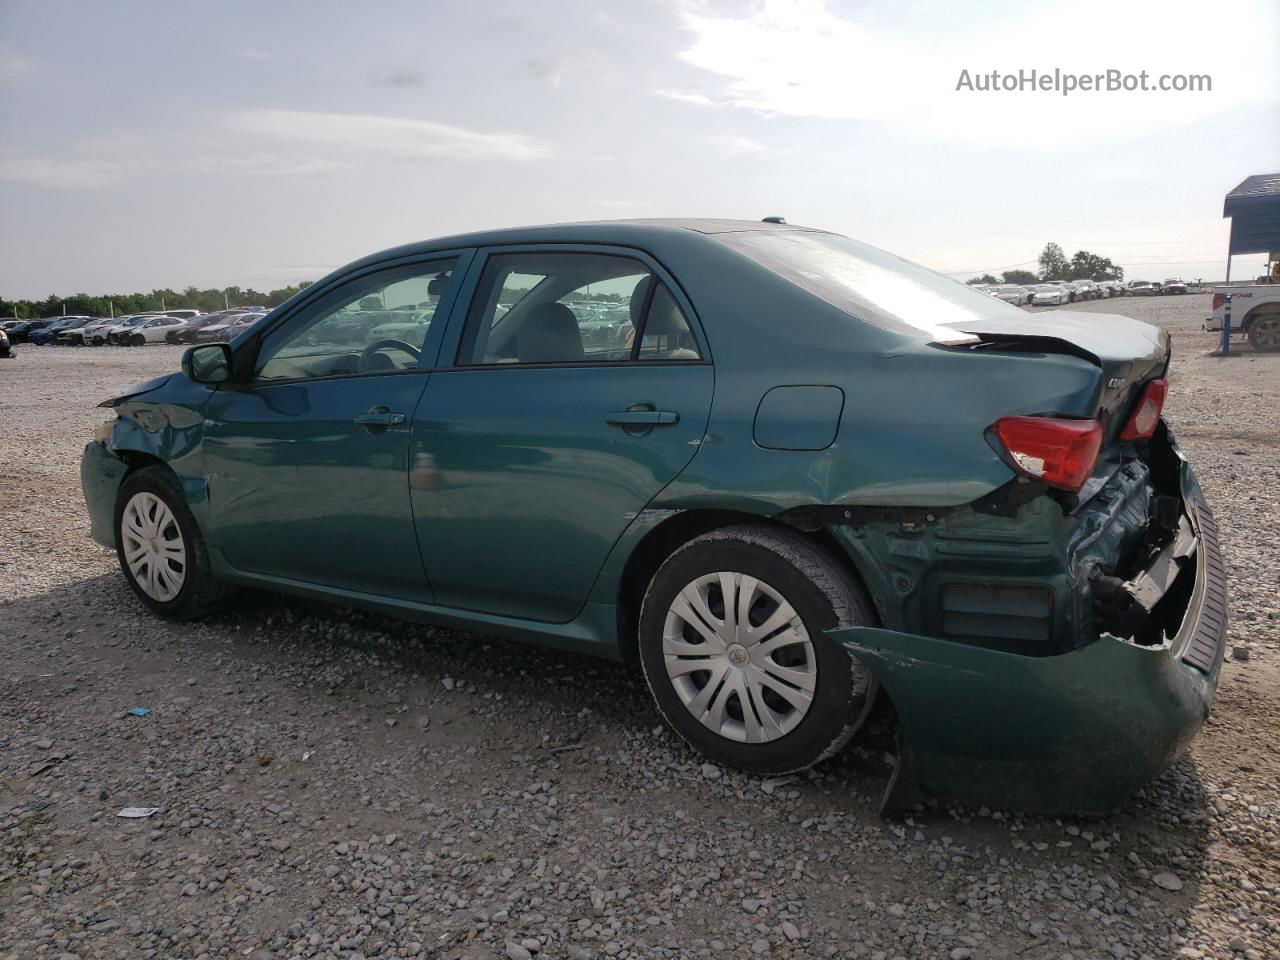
0,282,314,321
3,242,1129,318
967,243,1125,286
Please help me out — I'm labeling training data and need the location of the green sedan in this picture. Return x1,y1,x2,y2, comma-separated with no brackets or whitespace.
80,219,1226,814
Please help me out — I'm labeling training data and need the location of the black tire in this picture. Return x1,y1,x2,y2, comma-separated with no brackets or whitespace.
1246,314,1280,353
638,524,877,776
130,333,145,346
114,465,232,620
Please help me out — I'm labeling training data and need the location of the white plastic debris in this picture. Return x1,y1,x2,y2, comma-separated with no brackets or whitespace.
117,807,160,818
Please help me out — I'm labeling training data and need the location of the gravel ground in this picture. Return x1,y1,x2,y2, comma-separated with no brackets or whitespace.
1,293,1277,960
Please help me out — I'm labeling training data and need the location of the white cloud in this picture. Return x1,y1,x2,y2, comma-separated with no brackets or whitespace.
189,154,350,177
0,135,345,190
0,154,153,189
674,0,905,122
0,149,342,188
0,110,551,190
708,135,767,155
228,109,551,161
657,89,719,107
0,48,40,78
668,0,1279,140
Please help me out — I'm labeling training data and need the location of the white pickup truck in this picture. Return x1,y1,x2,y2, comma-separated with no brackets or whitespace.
1205,284,1280,351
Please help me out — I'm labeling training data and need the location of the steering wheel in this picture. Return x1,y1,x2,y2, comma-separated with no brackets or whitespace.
359,338,421,372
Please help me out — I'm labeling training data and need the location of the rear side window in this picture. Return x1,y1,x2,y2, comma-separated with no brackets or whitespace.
714,230,1023,345
457,251,702,365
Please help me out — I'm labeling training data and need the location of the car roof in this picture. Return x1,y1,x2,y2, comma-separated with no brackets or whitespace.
344,218,823,268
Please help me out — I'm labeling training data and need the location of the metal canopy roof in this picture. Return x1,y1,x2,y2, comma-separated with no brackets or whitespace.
1223,173,1280,256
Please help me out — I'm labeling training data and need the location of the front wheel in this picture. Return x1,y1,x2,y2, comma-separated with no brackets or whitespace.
114,465,232,619
130,333,145,346
638,525,877,776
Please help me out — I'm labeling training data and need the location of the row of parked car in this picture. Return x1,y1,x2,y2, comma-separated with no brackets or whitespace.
0,308,269,348
975,277,1199,307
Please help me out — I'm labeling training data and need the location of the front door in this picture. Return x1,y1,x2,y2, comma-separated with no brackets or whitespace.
202,256,463,600
411,248,713,622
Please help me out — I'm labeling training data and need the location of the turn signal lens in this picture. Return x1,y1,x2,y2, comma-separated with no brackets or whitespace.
994,416,1103,492
1118,378,1168,441
1210,293,1225,310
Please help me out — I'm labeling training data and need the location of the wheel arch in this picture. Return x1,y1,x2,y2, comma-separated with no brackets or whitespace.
114,448,169,475
614,507,882,675
1241,302,1280,332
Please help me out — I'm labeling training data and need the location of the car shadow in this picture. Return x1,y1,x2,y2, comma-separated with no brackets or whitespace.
2,571,1218,937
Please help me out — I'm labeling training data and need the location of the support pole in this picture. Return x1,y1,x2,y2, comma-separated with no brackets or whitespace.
1221,295,1232,355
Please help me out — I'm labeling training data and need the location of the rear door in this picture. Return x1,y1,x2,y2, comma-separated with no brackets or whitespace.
410,246,713,623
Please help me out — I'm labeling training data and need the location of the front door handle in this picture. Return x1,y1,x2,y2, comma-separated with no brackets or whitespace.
354,406,406,429
606,409,679,427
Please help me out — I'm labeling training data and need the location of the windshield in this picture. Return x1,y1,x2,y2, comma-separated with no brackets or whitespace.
713,230,1029,344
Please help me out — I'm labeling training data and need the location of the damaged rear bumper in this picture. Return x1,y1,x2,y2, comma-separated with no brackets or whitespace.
832,461,1227,816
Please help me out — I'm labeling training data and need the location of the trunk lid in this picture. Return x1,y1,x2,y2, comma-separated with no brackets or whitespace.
940,310,1171,436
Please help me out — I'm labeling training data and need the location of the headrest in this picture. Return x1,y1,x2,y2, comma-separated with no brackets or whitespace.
630,276,656,326
642,284,685,335
518,303,584,363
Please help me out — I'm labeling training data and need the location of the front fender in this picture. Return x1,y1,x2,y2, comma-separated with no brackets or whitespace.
104,376,217,529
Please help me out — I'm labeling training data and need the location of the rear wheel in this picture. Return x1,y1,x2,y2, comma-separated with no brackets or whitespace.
114,466,232,619
1247,313,1280,352
638,525,877,776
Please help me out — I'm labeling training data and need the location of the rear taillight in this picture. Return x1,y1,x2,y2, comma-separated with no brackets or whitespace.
1211,293,1225,310
1118,378,1168,441
993,416,1103,492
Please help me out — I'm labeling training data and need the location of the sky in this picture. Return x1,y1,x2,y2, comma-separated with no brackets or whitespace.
1,0,1277,299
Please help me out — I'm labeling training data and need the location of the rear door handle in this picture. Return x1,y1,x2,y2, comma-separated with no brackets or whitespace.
606,410,679,426
354,406,406,428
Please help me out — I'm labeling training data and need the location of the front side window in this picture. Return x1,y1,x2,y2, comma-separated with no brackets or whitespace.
458,251,701,365
255,259,457,382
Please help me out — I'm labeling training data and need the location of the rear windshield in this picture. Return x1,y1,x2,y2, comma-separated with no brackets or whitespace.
713,230,1022,344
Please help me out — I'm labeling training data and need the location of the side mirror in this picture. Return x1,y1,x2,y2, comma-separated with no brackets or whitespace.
182,343,232,384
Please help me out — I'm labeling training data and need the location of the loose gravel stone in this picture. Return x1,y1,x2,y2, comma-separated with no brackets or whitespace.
1152,870,1185,891
0,299,1276,960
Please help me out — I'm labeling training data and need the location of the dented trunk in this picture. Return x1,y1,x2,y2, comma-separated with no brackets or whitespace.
952,309,1171,442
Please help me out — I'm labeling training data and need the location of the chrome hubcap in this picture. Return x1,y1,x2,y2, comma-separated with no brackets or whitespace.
1255,317,1280,350
121,492,186,602
662,571,816,743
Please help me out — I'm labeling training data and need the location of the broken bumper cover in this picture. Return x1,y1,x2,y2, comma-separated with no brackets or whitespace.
832,464,1227,816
